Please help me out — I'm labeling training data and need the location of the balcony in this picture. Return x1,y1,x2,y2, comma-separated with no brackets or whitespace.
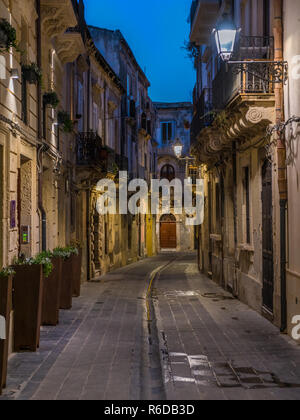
76,132,103,167
191,88,214,144
212,61,277,110
190,0,220,45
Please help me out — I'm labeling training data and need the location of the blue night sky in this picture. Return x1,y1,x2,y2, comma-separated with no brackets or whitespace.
83,0,195,103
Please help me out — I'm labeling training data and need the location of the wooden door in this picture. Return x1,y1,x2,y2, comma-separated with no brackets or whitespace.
160,222,176,249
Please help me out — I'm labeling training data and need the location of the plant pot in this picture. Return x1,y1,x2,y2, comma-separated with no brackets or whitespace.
0,275,12,395
0,29,8,49
12,265,43,352
22,68,38,84
72,250,82,298
60,256,74,310
42,257,62,326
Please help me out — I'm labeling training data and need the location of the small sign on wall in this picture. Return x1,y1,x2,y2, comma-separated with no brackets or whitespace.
10,200,16,229
20,226,30,245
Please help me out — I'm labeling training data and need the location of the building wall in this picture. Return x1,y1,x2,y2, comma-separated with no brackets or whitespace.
154,103,194,253
284,0,300,341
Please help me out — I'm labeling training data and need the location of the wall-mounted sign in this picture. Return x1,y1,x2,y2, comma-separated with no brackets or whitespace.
20,226,30,245
10,200,16,229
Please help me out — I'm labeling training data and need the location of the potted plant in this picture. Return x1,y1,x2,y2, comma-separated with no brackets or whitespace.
57,111,74,133
0,19,19,52
12,254,53,352
22,63,42,85
0,268,14,395
40,251,62,326
71,242,83,298
54,247,78,310
43,91,60,109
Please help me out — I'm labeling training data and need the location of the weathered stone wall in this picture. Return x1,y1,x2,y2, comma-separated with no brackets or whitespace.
284,0,300,341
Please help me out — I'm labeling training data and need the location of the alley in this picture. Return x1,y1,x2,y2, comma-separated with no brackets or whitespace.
1,253,300,401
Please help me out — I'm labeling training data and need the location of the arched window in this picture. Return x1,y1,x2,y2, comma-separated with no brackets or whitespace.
160,164,175,181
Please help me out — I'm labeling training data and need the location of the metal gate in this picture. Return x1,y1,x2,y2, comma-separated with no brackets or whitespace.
262,160,274,312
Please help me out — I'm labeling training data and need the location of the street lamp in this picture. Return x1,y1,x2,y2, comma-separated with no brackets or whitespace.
213,15,288,84
213,15,237,62
173,138,183,159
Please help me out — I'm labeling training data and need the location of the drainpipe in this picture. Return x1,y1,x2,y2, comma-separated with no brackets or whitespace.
274,0,287,332
36,0,47,251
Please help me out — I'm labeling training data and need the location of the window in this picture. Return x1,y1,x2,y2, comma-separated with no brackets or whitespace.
161,122,173,144
161,165,175,181
189,167,198,185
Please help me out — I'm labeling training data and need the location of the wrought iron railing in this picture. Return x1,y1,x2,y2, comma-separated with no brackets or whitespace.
191,87,214,143
212,60,277,110
76,132,103,166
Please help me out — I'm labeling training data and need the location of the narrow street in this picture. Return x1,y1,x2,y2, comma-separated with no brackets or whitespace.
1,253,300,401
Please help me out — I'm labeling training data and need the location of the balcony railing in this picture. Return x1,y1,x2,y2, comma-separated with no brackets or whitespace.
212,61,275,110
76,132,103,166
191,88,214,143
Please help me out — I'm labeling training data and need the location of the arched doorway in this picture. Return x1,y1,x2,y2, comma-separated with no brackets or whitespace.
160,164,175,182
160,214,177,249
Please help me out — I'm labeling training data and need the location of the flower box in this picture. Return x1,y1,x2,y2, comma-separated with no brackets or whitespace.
42,257,62,326
12,265,43,352
60,256,75,310
0,275,13,395
22,64,42,85
72,249,82,298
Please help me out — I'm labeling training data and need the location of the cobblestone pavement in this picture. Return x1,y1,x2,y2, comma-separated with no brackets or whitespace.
154,253,300,400
0,255,173,401
1,252,300,400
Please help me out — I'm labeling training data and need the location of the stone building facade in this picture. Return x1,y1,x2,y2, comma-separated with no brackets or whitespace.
190,0,292,335
0,0,159,285
89,26,158,266
283,0,300,340
154,102,196,253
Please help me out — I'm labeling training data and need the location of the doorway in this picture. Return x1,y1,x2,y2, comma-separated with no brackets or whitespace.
160,214,177,249
262,160,274,313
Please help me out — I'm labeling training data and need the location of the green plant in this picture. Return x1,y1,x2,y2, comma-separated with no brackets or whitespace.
0,19,19,52
182,40,200,60
13,253,53,278
0,267,15,278
22,63,42,84
53,246,79,260
43,91,60,109
35,252,53,278
57,111,74,133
